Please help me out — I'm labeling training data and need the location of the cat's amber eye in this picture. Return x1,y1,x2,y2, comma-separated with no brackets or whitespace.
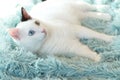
28,30,35,36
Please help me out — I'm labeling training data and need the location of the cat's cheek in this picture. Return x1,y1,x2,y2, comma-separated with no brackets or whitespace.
37,33,46,41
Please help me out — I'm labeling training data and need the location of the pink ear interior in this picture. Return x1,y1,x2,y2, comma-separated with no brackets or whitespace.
21,7,32,21
9,28,20,40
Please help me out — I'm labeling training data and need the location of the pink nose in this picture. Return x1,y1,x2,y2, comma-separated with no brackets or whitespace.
41,28,47,35
8,28,20,40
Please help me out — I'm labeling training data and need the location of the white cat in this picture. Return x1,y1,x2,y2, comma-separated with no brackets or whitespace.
9,0,114,62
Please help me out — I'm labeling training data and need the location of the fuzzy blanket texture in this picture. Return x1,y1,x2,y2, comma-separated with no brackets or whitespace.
1,0,120,80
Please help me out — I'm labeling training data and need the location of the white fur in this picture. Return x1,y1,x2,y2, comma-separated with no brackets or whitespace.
14,1,114,62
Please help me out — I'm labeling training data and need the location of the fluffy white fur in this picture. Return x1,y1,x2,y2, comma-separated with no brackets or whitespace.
9,0,114,62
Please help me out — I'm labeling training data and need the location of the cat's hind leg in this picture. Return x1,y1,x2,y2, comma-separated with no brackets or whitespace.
75,1,111,13
85,12,111,21
76,25,114,42
92,4,110,11
74,2,111,21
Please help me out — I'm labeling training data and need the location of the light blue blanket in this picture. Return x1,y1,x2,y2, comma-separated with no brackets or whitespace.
0,0,120,80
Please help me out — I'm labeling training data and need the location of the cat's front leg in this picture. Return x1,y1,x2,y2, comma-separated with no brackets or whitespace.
69,40,101,62
49,39,101,62
76,26,114,42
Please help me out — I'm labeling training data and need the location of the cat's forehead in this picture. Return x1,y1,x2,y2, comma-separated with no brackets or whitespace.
18,20,40,27
26,20,40,25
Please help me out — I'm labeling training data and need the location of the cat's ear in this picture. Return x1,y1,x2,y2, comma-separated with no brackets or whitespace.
42,0,46,1
8,28,20,40
21,7,32,21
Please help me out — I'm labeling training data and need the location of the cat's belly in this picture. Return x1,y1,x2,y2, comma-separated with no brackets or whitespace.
39,38,72,55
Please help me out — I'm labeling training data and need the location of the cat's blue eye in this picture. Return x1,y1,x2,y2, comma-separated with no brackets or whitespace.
28,30,35,36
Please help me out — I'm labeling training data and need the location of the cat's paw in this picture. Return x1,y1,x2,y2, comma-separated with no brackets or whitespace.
94,54,101,62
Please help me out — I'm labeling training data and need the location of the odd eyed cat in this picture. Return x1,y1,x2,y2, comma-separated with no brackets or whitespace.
9,0,114,62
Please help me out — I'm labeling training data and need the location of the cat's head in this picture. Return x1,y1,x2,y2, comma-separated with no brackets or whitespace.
8,7,47,52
